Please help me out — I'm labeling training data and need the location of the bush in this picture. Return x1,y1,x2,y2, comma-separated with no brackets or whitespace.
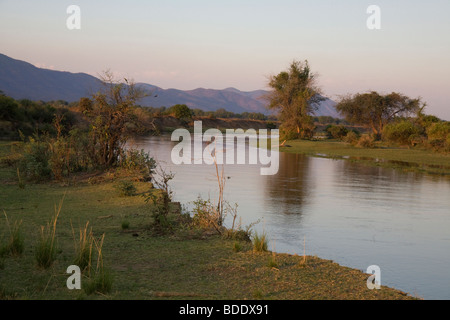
121,220,130,230
343,131,359,145
383,120,422,146
356,134,375,148
146,191,173,234
119,149,156,181
426,122,450,151
326,125,349,140
191,197,223,233
114,180,137,197
19,137,52,181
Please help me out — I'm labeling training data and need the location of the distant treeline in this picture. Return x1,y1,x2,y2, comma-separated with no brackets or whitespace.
1,94,283,139
141,104,274,121
0,92,355,140
0,94,77,139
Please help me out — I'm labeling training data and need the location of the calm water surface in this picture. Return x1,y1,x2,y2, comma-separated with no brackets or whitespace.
130,135,450,300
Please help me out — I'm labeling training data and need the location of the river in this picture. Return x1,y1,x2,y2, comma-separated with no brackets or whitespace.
129,134,450,300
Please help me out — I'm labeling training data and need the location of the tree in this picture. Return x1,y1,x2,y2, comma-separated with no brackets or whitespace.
265,60,324,140
336,91,423,140
83,71,147,168
168,104,193,120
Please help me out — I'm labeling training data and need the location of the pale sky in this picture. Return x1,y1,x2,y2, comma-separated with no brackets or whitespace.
1,0,449,119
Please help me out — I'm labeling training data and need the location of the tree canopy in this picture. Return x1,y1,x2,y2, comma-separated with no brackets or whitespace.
266,60,323,140
336,91,423,139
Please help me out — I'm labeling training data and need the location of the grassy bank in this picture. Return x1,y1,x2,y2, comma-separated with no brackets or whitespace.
0,141,416,300
280,139,450,176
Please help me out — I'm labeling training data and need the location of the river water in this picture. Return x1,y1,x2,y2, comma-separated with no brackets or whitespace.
129,134,450,300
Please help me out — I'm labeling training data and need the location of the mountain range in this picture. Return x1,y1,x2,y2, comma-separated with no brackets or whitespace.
0,53,340,118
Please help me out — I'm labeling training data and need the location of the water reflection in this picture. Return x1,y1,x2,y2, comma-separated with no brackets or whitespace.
264,152,311,216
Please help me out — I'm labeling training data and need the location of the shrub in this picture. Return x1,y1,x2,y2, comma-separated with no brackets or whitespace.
191,197,223,234
343,131,359,145
120,148,156,181
114,180,137,197
146,191,173,234
326,125,349,140
356,134,375,148
121,220,130,230
426,122,450,151
383,120,422,146
19,137,52,181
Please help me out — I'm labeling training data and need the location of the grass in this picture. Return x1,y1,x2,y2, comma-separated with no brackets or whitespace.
1,211,24,257
34,200,62,269
252,231,269,253
0,141,418,300
281,139,450,175
72,221,94,272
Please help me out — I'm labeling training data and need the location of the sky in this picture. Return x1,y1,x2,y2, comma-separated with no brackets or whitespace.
1,0,450,119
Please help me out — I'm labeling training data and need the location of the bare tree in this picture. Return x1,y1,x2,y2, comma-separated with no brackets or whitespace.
82,71,148,167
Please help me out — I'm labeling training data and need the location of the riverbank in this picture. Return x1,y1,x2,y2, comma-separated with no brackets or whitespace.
0,141,417,300
281,139,450,176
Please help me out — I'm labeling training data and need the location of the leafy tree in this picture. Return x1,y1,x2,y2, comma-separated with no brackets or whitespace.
266,60,323,140
169,104,193,120
336,91,423,140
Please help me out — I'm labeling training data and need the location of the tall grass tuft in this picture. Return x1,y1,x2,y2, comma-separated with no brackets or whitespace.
252,231,268,253
84,234,113,295
72,221,94,272
2,211,24,257
267,253,279,269
35,197,63,269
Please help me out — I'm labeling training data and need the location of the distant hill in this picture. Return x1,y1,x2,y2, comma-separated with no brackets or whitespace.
0,53,340,118
137,83,270,114
0,53,102,102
